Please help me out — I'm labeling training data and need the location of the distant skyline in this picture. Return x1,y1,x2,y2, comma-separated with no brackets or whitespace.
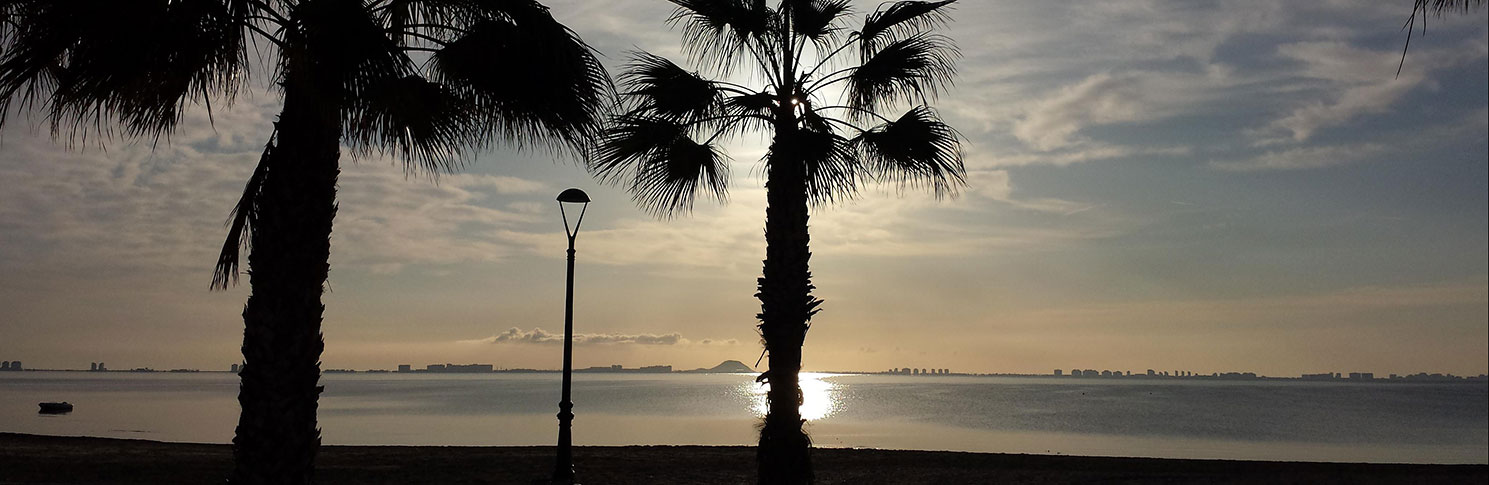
6,356,1487,380
1,0,1486,376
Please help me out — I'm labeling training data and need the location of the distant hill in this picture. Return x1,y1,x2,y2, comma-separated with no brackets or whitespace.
685,360,754,373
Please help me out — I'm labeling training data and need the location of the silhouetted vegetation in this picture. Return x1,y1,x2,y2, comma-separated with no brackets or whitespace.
589,1,965,482
1399,0,1486,74
0,1,609,483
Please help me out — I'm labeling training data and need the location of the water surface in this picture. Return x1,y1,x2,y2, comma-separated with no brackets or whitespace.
1,372,1483,464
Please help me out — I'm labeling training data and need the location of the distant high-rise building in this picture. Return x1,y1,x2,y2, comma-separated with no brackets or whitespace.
10,361,19,371
231,363,240,373
1,361,9,370
1054,369,1063,376
91,362,97,371
1146,369,1155,376
397,364,412,372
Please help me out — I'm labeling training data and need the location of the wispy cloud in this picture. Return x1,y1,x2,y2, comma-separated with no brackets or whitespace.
1210,143,1386,172
459,327,737,346
1012,72,1171,151
1252,39,1487,145
976,143,1192,168
967,170,1092,214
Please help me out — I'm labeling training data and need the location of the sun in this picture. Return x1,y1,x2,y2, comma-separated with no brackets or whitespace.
744,372,843,421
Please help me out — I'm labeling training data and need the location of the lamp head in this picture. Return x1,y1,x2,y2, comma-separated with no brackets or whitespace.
556,188,590,204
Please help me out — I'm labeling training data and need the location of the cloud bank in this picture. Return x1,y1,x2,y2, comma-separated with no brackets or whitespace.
460,327,737,346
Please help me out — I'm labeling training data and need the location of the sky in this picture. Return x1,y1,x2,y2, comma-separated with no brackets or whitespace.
0,0,1485,376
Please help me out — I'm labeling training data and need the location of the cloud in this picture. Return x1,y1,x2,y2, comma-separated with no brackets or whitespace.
967,170,1092,214
448,175,549,194
331,165,549,272
1214,107,1485,172
1015,281,1488,332
460,327,737,346
1008,67,1237,152
1012,73,1157,151
976,142,1192,168
0,102,276,285
1254,39,1487,144
1210,143,1386,172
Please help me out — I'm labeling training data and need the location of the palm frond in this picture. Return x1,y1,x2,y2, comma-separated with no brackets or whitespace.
212,130,275,290
800,101,833,133
283,0,413,103
787,0,853,48
592,115,729,216
724,91,776,117
375,0,531,46
621,51,722,122
427,2,612,155
854,105,963,198
667,0,776,74
846,33,957,118
0,0,249,140
718,90,776,134
858,0,956,56
1414,0,1484,14
1398,0,1485,75
342,74,474,174
794,124,861,205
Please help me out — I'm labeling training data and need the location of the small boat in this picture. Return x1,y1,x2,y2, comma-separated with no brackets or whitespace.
38,402,73,414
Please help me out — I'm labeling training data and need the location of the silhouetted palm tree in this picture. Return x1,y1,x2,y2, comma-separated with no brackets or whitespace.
0,1,608,482
1399,0,1486,73
590,1,962,482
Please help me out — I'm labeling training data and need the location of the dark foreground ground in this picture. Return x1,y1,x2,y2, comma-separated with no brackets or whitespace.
1,433,1484,484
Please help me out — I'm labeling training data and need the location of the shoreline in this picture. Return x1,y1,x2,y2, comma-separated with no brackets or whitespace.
2,433,1484,484
7,369,1487,384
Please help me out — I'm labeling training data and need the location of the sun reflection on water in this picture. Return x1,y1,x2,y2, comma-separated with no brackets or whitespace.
744,372,843,421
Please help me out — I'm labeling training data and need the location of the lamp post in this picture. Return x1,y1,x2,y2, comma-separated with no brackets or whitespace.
552,188,589,485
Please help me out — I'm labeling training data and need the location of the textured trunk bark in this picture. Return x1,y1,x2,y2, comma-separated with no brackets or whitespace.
229,76,340,484
756,124,816,485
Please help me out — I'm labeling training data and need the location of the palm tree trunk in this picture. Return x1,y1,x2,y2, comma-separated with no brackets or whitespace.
756,127,817,485
229,76,341,484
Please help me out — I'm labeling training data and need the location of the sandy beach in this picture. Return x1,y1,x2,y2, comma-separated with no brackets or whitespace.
1,433,1484,484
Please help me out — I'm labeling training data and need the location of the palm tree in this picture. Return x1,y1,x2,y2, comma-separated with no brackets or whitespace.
590,1,963,482
0,1,608,482
1399,0,1486,73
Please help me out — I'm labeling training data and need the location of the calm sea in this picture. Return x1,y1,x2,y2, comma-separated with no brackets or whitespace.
1,372,1484,464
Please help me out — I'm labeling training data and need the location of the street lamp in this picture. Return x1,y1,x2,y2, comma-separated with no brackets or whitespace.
552,187,589,484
